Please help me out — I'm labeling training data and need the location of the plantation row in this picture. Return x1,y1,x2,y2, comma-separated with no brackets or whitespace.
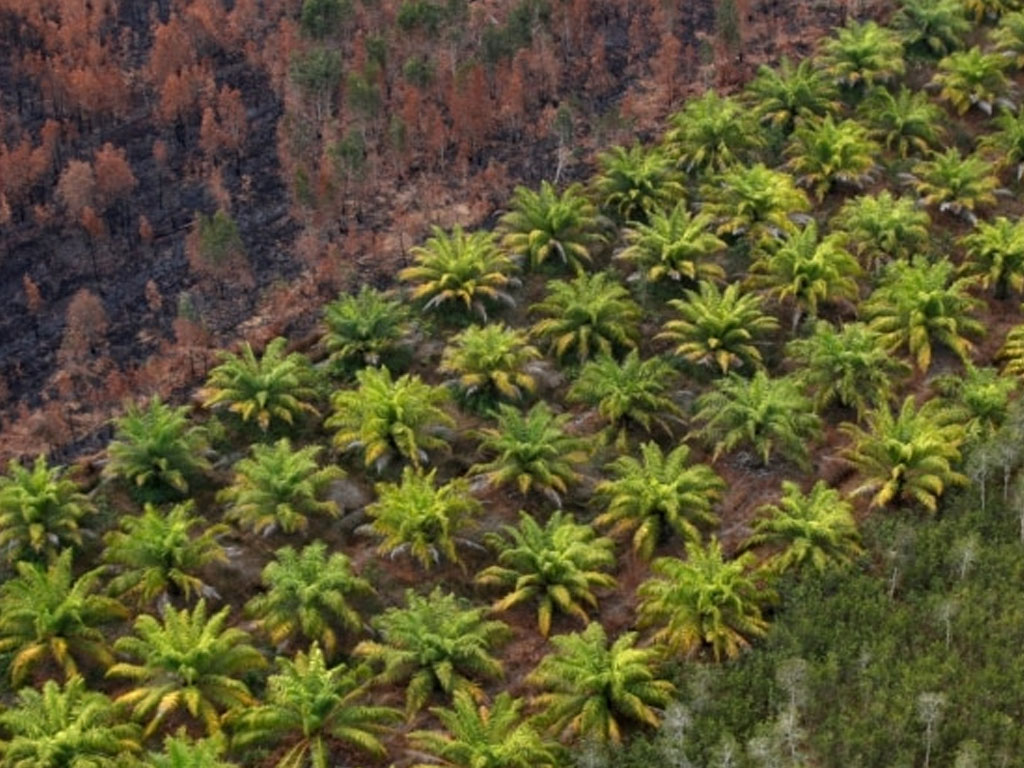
7,0,1024,765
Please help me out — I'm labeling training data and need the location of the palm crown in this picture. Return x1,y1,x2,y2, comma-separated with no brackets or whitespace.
439,323,542,410
321,285,411,377
993,10,1024,68
958,216,1024,298
498,181,607,273
910,148,1000,218
830,191,931,271
0,454,92,564
664,90,764,175
784,116,879,201
527,622,674,744
931,47,1011,115
893,0,970,57
592,144,685,225
201,338,319,433
477,510,616,636
817,20,905,89
745,57,840,133
978,107,1024,181
701,163,810,243
616,203,725,286
594,442,723,560
354,588,508,716
858,86,945,158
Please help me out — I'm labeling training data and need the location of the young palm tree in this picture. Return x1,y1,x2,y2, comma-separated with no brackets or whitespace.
0,550,126,685
354,588,508,717
857,87,946,158
998,323,1024,377
109,600,266,737
749,221,861,331
498,181,607,273
817,20,905,90
892,0,970,57
147,733,236,768
0,677,140,768
616,204,725,286
103,502,228,608
439,323,543,410
744,57,840,133
366,468,480,570
327,366,453,471
477,511,616,637
910,148,1000,218
931,47,1011,115
830,191,931,271
656,281,780,375
527,622,674,744
232,643,400,768
691,371,822,467
469,403,588,506
993,11,1024,68
785,321,911,419
0,454,92,564
934,363,1018,441
664,90,764,175
246,541,373,657
218,439,342,536
105,396,212,500
594,442,723,560
978,107,1024,180
409,691,562,768
784,116,879,201
863,257,983,371
321,285,412,377
959,216,1024,298
701,163,810,242
400,226,518,322
745,481,863,574
566,351,682,448
841,396,968,512
529,272,641,364
636,539,770,661
592,144,686,225
962,0,1022,22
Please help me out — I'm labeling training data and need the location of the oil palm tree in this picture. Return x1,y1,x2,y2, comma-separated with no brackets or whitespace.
931,47,1011,115
744,57,840,133
841,396,967,512
529,272,641,364
0,677,140,768
998,322,1024,377
863,257,983,371
146,733,236,768
784,116,879,201
636,538,770,661
0,550,126,685
103,502,228,609
439,323,542,410
993,11,1024,68
321,285,412,377
691,371,822,468
498,181,607,273
399,226,517,322
566,351,682,448
366,468,480,570
469,403,588,506
962,0,1022,22
105,396,212,500
354,588,508,717
785,321,911,419
959,216,1024,298
218,439,342,536
745,480,863,574
857,86,946,158
409,691,562,768
933,363,1018,441
527,622,674,744
830,191,931,271
910,148,1000,218
594,442,723,560
656,281,780,375
327,366,453,471
246,541,373,657
664,90,765,175
0,454,92,564
477,511,616,637
892,0,970,57
748,221,861,331
231,643,400,768
109,600,266,737
978,107,1024,180
201,338,319,434
817,20,905,90
592,144,686,225
616,204,725,286
701,163,810,242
